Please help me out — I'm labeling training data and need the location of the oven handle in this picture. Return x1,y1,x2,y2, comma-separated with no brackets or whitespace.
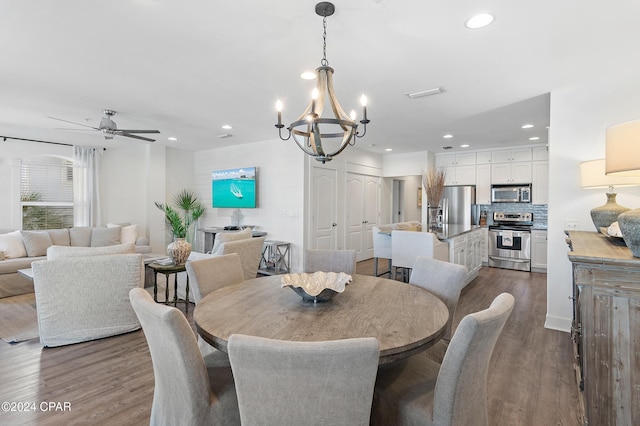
489,255,530,263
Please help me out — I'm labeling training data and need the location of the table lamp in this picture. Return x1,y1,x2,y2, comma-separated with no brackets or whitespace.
580,159,639,230
605,119,640,256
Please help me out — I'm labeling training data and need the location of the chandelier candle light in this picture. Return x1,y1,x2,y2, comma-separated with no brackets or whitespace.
275,2,370,163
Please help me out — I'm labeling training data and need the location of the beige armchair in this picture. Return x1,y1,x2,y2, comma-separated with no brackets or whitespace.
32,253,144,347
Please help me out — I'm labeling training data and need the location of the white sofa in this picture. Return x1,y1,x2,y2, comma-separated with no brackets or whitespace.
0,225,150,298
372,221,422,277
32,252,144,347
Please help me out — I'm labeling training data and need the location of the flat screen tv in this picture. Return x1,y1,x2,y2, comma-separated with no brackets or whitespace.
211,167,257,208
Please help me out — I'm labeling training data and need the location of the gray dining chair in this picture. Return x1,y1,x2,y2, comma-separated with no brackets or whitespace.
186,253,244,303
128,288,240,426
186,253,245,356
303,248,357,274
409,256,467,363
228,334,379,426
371,292,515,426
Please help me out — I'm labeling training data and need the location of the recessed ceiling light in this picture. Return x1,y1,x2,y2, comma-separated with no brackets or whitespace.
443,134,453,139
529,136,540,141
385,148,393,152
465,13,494,29
522,124,534,129
167,137,178,141
222,124,232,130
460,144,470,148
300,71,316,80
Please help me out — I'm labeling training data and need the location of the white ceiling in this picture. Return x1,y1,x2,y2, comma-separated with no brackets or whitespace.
1,1,639,156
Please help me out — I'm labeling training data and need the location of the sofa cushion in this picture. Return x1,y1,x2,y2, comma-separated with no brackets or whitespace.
47,243,136,260
69,227,92,247
46,229,71,246
0,231,27,259
21,230,54,257
107,223,138,245
211,228,252,255
91,226,121,247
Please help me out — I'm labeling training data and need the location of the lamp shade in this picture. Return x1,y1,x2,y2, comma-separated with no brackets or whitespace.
580,159,640,188
605,119,640,176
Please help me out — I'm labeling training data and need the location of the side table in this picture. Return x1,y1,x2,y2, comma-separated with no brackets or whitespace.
258,240,291,275
146,262,190,313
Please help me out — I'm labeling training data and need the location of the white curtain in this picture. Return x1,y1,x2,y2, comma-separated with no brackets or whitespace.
73,146,103,226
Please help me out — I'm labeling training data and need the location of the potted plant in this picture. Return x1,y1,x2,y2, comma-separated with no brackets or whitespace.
155,189,206,264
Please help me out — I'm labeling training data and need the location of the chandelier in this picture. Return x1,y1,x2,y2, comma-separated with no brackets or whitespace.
275,2,370,164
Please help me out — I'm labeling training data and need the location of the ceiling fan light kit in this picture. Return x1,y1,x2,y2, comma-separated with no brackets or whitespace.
275,2,370,163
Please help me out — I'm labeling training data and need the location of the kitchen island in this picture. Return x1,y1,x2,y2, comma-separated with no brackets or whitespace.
436,225,483,285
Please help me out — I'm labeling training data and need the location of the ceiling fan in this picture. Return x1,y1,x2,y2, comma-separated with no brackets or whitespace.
49,109,160,142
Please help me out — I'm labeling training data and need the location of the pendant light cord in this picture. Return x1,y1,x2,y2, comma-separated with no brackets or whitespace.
321,14,329,67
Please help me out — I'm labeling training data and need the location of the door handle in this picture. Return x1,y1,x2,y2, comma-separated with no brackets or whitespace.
332,223,337,227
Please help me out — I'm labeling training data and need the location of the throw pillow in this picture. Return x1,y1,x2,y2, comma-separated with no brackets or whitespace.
46,229,71,246
0,230,27,259
108,223,138,245
21,230,54,257
211,228,252,255
47,243,136,260
70,227,92,247
91,226,122,247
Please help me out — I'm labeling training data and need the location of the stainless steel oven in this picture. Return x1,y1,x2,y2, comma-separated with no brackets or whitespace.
488,212,532,272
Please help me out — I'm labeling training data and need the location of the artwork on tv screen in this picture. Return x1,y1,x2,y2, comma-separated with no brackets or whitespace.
211,167,257,208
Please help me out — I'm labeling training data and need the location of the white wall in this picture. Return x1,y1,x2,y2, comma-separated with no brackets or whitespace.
382,151,429,177
192,138,306,271
546,72,640,331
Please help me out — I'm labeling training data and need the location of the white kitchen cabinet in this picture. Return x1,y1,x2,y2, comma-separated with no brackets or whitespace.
476,164,491,204
491,148,532,163
532,146,549,161
532,161,549,204
531,230,547,271
481,227,489,265
491,162,532,184
443,165,476,185
476,151,492,164
436,152,476,167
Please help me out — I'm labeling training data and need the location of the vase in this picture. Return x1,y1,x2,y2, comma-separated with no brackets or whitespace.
427,206,441,232
590,192,630,230
167,238,191,265
618,209,640,257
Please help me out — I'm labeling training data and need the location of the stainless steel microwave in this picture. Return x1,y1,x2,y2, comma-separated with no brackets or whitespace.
491,184,532,203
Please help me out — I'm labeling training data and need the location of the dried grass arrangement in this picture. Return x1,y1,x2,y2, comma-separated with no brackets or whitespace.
423,169,447,207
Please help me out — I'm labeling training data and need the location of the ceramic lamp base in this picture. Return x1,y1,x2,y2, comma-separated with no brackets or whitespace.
590,192,630,230
618,209,640,257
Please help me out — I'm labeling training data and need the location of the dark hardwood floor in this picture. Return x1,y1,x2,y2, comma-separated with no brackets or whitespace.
0,262,582,425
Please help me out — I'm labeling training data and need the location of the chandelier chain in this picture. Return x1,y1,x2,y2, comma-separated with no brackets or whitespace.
321,14,328,66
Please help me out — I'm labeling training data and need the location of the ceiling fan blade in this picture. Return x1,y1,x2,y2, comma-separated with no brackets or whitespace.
117,129,161,134
119,132,156,142
47,116,98,130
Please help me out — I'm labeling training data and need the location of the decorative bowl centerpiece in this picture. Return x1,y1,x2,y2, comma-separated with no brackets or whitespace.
281,271,352,303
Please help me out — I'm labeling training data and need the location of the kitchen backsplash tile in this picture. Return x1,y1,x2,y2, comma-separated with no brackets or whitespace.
478,204,547,229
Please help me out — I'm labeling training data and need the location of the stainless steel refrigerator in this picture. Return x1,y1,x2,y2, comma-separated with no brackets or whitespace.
441,185,477,225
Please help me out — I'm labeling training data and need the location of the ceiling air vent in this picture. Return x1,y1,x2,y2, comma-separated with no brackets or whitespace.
442,146,453,150
217,133,233,139
405,87,445,99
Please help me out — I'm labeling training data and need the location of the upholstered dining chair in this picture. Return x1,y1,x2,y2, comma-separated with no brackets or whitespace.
227,334,379,426
186,253,245,356
128,288,240,426
371,293,515,426
218,236,265,280
303,248,357,274
186,253,244,303
391,230,450,282
409,256,467,363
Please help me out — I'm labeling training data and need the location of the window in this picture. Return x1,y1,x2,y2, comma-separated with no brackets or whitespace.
20,156,74,230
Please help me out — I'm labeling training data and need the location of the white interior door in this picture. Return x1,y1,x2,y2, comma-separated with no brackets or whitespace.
363,175,380,259
346,173,365,258
310,167,338,250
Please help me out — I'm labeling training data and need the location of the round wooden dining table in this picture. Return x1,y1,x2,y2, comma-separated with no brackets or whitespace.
194,274,449,364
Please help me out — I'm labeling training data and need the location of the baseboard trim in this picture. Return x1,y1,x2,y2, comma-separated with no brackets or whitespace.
544,315,571,332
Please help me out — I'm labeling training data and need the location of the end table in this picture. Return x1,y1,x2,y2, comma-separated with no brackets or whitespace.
146,262,190,313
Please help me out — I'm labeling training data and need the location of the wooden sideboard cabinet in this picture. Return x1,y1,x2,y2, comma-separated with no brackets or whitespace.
567,231,640,425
